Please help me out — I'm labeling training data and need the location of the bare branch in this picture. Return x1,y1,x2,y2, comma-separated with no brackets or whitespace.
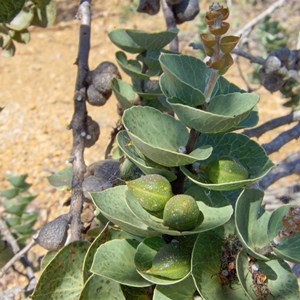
258,151,300,190
69,0,92,241
0,240,36,278
243,112,296,138
235,0,286,38
161,0,179,52
0,218,36,290
262,122,300,155
104,120,123,159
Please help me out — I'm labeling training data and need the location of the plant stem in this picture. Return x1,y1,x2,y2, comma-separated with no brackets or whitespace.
69,0,91,241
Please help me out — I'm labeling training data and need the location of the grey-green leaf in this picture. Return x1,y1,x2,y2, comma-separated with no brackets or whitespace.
167,92,259,133
47,166,73,190
79,274,125,300
235,189,271,260
112,78,137,110
109,29,178,53
91,185,158,237
123,106,212,167
182,133,274,191
91,239,151,287
32,241,90,300
117,130,177,182
192,228,246,299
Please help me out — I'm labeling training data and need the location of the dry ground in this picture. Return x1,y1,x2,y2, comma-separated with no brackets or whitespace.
0,0,299,294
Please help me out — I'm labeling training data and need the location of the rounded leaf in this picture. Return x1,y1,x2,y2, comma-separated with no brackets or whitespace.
123,106,212,167
90,185,157,237
182,133,274,191
167,92,259,133
117,130,177,181
91,239,151,287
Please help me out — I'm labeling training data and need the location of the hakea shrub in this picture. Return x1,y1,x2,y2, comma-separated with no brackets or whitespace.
32,3,300,300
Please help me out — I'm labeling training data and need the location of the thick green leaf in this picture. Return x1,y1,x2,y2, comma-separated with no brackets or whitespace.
6,173,27,188
235,189,271,260
0,188,20,199
123,106,212,167
268,205,300,263
116,51,155,80
79,274,125,300
31,0,56,28
47,166,73,190
7,6,34,31
91,239,151,287
32,241,90,300
182,133,275,191
112,78,137,110
121,285,150,300
236,106,259,129
236,251,299,300
117,131,177,182
91,185,157,237
153,276,196,300
83,222,110,282
167,92,259,133
134,237,191,285
2,200,27,216
17,194,37,203
0,0,25,23
40,251,57,271
13,219,36,235
137,50,162,74
4,216,20,227
126,185,233,236
159,53,213,106
192,228,246,299
1,40,16,56
109,29,178,53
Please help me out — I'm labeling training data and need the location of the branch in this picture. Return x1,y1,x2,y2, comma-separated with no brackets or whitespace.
161,0,179,52
104,120,123,159
0,219,36,290
69,0,91,241
235,0,286,37
243,112,300,138
0,239,35,278
258,151,300,190
262,122,300,155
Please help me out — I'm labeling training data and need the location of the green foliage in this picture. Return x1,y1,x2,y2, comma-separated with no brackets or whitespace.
0,0,56,56
0,173,38,247
33,14,299,300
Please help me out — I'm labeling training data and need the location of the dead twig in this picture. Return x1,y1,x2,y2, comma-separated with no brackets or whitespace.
243,112,299,138
262,122,300,155
235,0,286,38
161,0,179,52
104,120,123,159
69,0,92,241
258,151,300,190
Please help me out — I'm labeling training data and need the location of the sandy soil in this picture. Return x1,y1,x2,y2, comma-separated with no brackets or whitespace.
0,0,299,293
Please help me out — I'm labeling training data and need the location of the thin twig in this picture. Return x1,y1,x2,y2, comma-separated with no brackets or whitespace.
69,0,92,241
235,0,286,38
104,120,123,159
0,239,36,278
0,218,20,254
262,122,300,155
161,0,179,52
258,151,300,190
243,112,296,138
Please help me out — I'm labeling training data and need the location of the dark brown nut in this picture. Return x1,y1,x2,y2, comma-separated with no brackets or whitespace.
92,62,120,95
137,0,160,15
84,116,100,148
87,84,107,106
35,214,70,251
166,0,183,4
173,0,200,24
88,159,121,186
82,175,112,199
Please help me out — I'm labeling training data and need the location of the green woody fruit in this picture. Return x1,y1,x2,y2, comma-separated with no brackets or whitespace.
163,194,201,231
146,242,190,279
126,174,173,212
208,159,249,184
